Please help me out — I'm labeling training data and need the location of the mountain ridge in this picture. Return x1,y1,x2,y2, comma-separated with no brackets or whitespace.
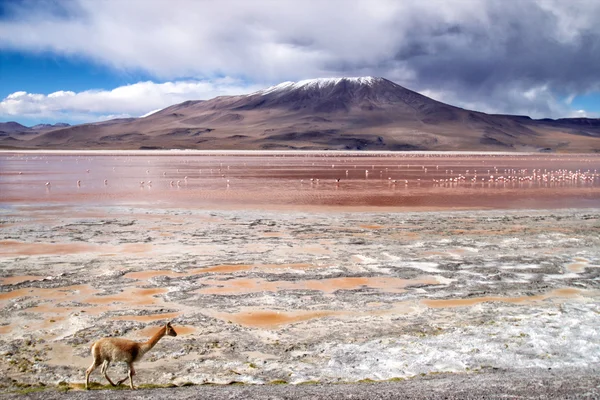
1,77,599,152
0,121,71,135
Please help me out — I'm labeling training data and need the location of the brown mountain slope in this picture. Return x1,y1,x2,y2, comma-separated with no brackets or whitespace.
4,77,600,152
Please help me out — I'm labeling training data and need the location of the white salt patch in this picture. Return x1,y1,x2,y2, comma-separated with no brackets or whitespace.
544,273,581,280
501,273,536,283
319,303,600,381
402,262,441,273
502,264,540,270
435,276,455,285
383,253,440,273
473,280,498,285
53,315,93,341
352,254,378,264
403,242,426,249
457,270,484,276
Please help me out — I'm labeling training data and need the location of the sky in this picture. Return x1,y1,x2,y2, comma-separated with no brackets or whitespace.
1,0,599,126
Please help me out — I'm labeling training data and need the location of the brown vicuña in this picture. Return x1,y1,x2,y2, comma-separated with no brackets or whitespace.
85,322,178,390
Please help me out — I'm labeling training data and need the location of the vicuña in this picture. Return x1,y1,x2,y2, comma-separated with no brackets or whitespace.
85,322,178,390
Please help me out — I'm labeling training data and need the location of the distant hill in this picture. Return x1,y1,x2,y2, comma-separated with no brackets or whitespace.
1,77,599,152
0,121,71,138
0,121,31,135
30,123,71,130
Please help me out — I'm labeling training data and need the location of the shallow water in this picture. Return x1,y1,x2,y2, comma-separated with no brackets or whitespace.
1,151,600,210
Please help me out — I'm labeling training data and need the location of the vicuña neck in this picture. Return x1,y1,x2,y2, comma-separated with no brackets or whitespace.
140,326,166,355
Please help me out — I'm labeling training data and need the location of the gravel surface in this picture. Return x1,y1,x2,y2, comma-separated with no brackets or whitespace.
7,368,600,399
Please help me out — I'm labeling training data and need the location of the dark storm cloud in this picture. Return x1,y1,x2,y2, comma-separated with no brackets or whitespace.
401,4,600,88
383,1,600,116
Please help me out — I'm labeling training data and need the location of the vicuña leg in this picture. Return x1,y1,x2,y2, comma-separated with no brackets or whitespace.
128,363,136,390
116,363,136,389
116,373,128,387
85,358,102,390
100,360,117,386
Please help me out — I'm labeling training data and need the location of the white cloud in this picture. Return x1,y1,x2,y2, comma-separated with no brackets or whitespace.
0,0,425,82
48,90,76,98
7,91,28,99
0,0,599,119
418,84,599,119
0,78,262,122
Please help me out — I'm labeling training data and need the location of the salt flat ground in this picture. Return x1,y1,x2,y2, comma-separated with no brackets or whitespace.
0,151,599,395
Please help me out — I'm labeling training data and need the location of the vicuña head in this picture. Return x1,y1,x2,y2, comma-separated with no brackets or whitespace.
85,321,177,390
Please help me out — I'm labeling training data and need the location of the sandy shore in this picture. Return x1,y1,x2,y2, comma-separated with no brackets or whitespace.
1,152,599,394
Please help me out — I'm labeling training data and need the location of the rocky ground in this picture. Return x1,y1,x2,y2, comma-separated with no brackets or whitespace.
6,367,600,399
1,205,599,395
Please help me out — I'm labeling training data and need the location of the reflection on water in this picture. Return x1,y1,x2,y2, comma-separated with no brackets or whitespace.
0,240,152,257
1,151,600,210
215,310,342,328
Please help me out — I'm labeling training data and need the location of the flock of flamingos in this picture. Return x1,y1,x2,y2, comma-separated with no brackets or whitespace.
37,167,598,191
21,153,598,193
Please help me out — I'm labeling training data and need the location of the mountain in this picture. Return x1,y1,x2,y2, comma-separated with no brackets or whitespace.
30,123,71,130
2,77,599,151
0,121,31,135
0,121,72,140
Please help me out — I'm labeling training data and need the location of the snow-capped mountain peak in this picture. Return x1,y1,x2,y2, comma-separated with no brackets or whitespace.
232,76,434,113
256,76,382,95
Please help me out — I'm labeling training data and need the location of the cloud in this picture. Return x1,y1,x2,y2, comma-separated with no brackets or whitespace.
0,78,262,122
1,0,599,118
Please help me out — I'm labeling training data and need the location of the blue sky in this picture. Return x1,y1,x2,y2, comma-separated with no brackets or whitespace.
570,93,600,116
1,0,599,126
0,51,150,97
